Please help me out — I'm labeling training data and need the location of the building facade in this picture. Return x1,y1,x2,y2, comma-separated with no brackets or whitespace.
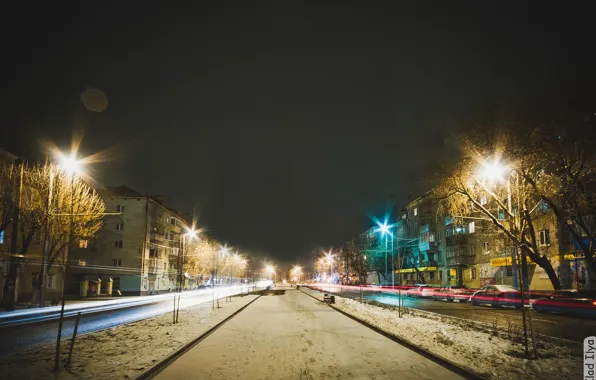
70,186,190,296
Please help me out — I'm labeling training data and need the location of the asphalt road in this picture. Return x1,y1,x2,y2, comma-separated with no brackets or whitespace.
155,287,463,380
314,284,596,343
0,287,247,356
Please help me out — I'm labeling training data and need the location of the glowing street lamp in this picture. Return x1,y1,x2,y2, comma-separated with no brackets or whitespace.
57,152,83,176
374,218,395,288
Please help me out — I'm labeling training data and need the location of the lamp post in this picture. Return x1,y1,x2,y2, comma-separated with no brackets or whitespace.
377,221,395,288
53,152,82,372
174,228,198,323
213,245,228,309
478,159,535,357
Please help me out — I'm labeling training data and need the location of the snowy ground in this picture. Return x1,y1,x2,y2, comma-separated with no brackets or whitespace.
0,293,259,379
155,286,463,380
302,286,582,380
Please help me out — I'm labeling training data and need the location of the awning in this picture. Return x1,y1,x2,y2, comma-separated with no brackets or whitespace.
395,266,437,274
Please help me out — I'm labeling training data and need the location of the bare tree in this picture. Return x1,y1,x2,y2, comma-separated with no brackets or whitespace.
0,160,19,236
1,162,105,308
437,124,562,289
517,125,596,288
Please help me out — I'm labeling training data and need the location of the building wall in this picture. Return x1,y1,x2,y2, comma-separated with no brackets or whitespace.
70,194,188,296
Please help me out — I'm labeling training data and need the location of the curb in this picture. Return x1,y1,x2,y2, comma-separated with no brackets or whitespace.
136,289,267,380
299,287,485,380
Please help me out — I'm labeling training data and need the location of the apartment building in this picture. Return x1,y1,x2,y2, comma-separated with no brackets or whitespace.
396,192,445,287
70,186,190,295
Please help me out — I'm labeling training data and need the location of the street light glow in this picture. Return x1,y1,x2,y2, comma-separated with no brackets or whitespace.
57,152,82,175
480,160,508,182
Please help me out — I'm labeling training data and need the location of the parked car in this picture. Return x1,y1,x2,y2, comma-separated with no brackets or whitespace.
406,284,435,298
433,287,475,302
469,285,526,309
531,289,596,318
452,288,476,302
432,287,456,302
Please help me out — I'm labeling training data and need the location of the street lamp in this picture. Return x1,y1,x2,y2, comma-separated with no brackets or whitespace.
376,220,395,288
478,160,517,287
213,244,228,309
53,150,84,372
265,265,276,284
477,158,536,357
174,227,199,323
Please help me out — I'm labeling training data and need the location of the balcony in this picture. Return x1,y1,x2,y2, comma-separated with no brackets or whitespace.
445,234,470,246
147,258,160,270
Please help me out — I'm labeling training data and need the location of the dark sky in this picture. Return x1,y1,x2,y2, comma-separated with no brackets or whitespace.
3,2,596,265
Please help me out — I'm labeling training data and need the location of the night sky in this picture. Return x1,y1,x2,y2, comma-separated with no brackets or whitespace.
3,2,596,265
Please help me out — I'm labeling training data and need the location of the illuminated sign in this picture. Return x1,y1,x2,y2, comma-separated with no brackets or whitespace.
490,256,533,267
395,266,437,273
559,253,585,260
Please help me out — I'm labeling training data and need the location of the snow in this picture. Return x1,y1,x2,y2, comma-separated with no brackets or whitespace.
0,293,259,379
302,286,582,380
155,286,463,380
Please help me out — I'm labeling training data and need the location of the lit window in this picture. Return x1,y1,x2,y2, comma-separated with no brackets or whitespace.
482,242,490,254
79,240,88,249
401,214,407,220
468,222,475,234
414,208,418,216
539,230,550,246
480,195,487,206
116,223,124,231
0,230,4,244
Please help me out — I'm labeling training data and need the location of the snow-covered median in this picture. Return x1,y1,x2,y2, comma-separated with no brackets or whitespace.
302,286,581,380
0,294,260,379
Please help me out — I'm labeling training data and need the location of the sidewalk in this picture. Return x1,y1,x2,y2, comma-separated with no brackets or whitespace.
155,287,462,380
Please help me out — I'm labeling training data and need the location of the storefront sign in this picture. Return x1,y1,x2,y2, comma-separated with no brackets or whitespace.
559,252,585,260
395,266,437,274
490,256,533,267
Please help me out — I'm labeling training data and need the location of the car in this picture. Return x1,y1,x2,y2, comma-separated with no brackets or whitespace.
452,288,476,302
405,284,435,298
432,287,475,302
531,289,596,318
469,285,526,309
432,287,456,302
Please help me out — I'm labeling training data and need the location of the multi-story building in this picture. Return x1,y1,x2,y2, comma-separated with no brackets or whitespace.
396,192,445,287
70,186,190,295
341,188,579,291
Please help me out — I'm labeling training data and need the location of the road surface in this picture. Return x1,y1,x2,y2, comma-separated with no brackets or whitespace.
313,284,596,343
0,286,251,356
155,287,463,380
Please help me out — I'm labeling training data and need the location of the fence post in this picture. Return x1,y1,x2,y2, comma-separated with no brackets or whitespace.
66,312,82,367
